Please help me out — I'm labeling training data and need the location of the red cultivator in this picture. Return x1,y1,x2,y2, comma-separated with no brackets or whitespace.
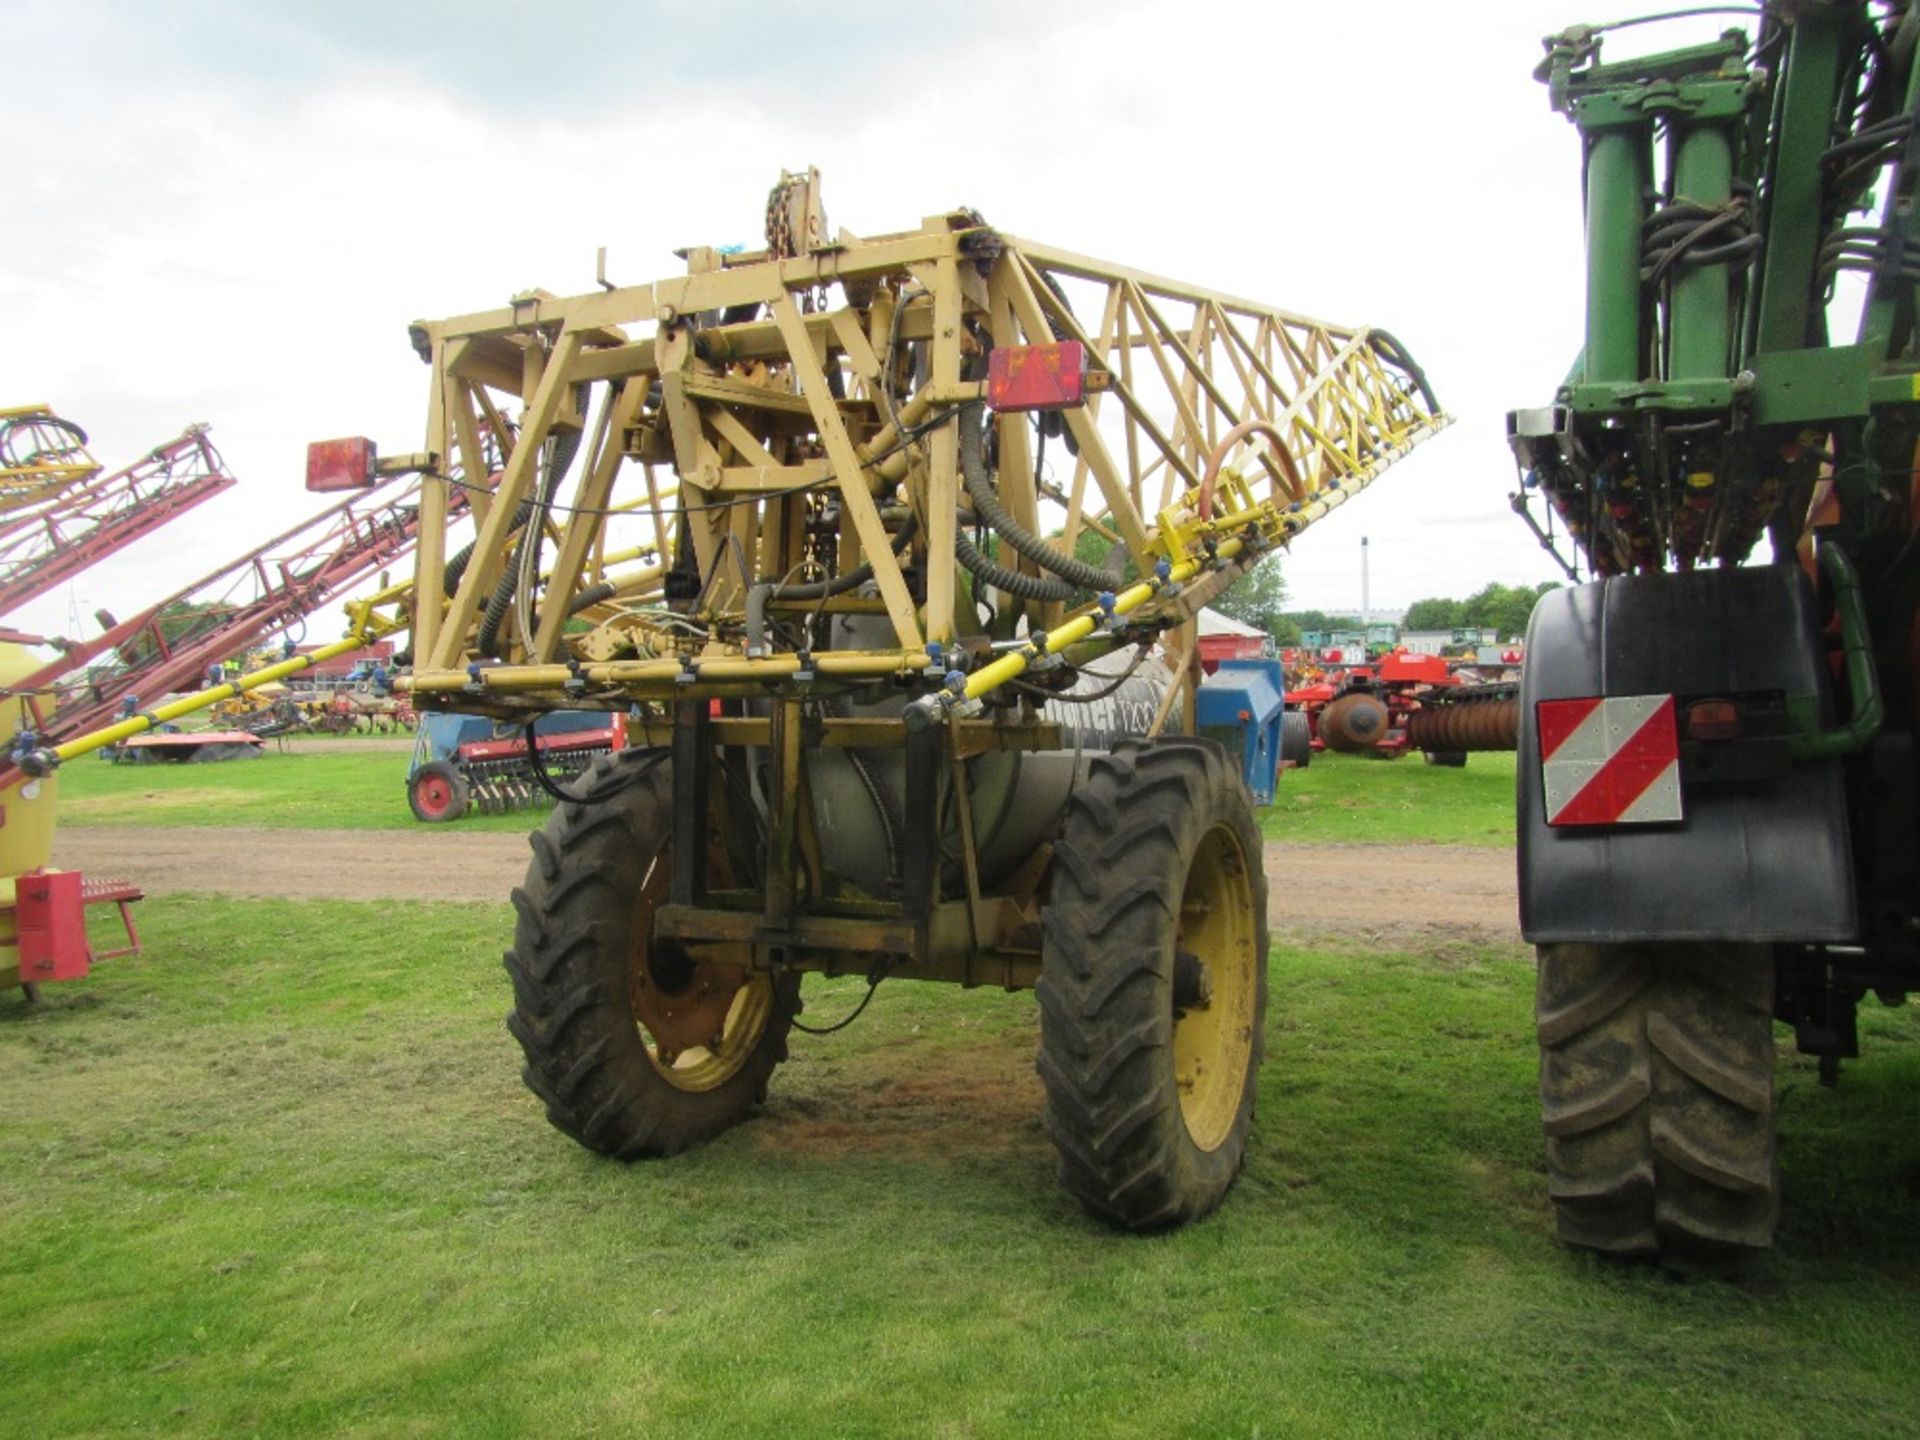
1291,652,1518,765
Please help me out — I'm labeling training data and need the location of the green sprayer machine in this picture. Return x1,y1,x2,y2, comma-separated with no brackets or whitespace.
1510,5,1920,1267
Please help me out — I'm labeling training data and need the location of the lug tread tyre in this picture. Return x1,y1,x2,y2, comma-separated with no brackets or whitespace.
1036,737,1268,1230
1281,710,1311,769
1537,942,1777,1269
503,747,797,1159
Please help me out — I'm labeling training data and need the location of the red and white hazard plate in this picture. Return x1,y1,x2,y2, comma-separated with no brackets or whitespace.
1537,694,1683,828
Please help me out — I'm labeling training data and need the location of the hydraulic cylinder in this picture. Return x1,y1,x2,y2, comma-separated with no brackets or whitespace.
1583,127,1648,386
1668,120,1735,380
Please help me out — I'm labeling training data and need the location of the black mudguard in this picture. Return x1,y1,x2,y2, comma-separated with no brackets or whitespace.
1518,564,1856,944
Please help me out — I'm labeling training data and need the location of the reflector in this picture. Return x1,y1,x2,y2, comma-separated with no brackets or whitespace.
1686,699,1741,741
306,436,377,493
987,342,1086,412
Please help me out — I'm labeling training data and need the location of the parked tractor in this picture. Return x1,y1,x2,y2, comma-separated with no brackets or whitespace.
1510,6,1920,1268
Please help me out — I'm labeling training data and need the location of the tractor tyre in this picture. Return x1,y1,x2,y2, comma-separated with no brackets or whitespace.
1037,737,1268,1229
1537,942,1778,1270
409,761,470,823
1281,710,1311,769
1319,692,1390,753
503,747,798,1158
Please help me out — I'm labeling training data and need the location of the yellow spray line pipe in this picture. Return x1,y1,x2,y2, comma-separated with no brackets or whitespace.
907,533,1253,730
3,630,383,780
407,650,938,697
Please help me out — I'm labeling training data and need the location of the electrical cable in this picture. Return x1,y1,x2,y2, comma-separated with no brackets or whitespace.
522,723,666,805
1587,5,1773,35
789,958,896,1036
1008,641,1156,704
478,424,581,657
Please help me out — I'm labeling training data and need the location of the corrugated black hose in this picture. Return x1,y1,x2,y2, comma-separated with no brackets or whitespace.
477,425,583,657
957,402,1112,592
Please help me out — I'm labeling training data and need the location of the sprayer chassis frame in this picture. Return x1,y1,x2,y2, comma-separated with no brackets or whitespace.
642,702,1062,991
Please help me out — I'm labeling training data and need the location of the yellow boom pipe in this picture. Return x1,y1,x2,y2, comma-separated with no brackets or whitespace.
407,650,938,697
14,629,380,774
906,534,1252,729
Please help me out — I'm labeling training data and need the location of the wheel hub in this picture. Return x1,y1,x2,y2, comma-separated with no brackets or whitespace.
631,938,749,1061
1172,949,1213,1012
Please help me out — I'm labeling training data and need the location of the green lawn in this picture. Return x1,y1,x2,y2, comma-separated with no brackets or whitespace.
1264,749,1518,846
3,898,1916,1438
58,748,538,833
58,738,1519,847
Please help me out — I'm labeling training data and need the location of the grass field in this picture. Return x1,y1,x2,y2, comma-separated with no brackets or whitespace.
11,744,1920,1436
4,900,1917,1437
58,740,1521,845
57,745,536,833
1262,750,1517,846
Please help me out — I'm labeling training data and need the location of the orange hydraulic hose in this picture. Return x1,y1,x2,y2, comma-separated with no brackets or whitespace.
1198,420,1305,521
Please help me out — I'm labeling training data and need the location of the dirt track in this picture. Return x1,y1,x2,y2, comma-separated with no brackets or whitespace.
53,826,1520,942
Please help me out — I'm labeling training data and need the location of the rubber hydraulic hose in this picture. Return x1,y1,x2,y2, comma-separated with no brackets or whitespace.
1367,329,1439,415
743,514,922,656
1790,541,1884,760
479,426,582,657
1197,419,1306,521
442,534,484,597
954,526,1075,601
958,403,1110,591
567,580,616,615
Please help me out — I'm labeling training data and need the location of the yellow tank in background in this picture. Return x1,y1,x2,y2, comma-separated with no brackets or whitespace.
0,641,65,991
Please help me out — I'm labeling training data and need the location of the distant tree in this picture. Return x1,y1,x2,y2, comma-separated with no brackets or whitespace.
1460,581,1560,642
1069,526,1136,584
1403,596,1461,631
1278,608,1357,635
111,599,238,670
1211,554,1289,636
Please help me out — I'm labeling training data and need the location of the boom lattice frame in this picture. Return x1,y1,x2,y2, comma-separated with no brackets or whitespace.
396,196,1448,718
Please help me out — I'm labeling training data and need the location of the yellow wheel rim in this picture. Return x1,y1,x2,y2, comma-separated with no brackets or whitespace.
1171,822,1259,1152
628,843,775,1093
640,972,776,1093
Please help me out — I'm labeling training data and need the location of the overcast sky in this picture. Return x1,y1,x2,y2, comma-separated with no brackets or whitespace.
3,0,1764,644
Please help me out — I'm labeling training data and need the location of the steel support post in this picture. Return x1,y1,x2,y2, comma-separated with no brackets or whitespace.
670,701,711,907
901,721,940,924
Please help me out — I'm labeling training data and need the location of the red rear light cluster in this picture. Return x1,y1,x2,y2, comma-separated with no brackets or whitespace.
306,436,378,493
988,342,1087,412
1686,699,1741,741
